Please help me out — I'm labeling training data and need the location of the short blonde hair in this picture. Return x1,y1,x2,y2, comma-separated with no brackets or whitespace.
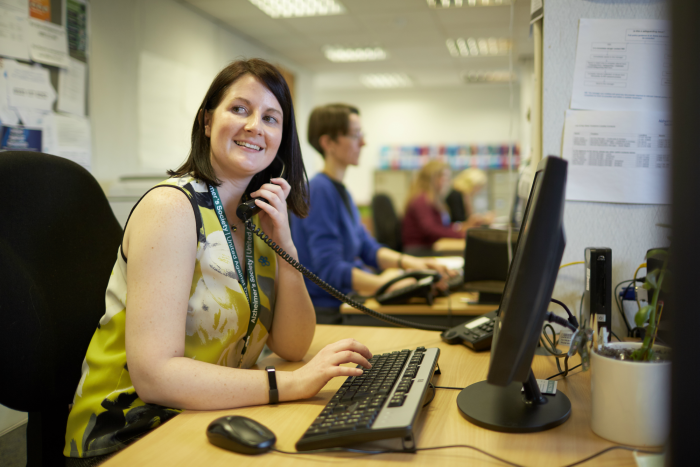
452,168,487,195
408,160,450,205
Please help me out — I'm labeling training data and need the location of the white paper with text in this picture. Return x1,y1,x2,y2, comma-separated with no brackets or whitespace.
571,19,670,112
562,110,670,204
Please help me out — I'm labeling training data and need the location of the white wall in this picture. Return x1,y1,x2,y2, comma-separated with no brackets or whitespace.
543,0,670,337
313,84,520,205
0,404,26,437
89,0,316,184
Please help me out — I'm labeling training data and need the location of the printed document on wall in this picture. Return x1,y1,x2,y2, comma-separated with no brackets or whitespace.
562,110,670,205
571,19,670,112
0,4,30,61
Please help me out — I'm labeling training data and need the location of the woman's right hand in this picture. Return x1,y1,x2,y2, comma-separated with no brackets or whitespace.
292,339,373,400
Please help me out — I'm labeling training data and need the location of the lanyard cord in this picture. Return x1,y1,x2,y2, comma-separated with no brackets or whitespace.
208,184,261,362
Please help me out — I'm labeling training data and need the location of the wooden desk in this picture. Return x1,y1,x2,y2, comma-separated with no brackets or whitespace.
104,326,639,467
339,292,495,327
432,238,466,254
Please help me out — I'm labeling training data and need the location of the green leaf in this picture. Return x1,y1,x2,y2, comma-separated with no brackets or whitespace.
661,270,672,293
646,249,668,260
635,305,653,328
644,269,659,289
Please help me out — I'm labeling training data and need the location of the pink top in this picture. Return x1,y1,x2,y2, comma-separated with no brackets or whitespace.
402,194,463,248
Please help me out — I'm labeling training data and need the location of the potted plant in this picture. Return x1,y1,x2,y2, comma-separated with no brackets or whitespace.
589,249,672,446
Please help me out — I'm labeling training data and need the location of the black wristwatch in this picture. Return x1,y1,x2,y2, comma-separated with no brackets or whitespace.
265,366,278,404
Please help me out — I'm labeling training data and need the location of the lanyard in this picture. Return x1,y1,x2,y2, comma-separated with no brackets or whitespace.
208,184,260,363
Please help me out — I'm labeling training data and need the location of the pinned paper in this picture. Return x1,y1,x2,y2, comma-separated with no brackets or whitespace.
0,4,30,61
4,59,56,112
58,57,86,116
28,17,70,68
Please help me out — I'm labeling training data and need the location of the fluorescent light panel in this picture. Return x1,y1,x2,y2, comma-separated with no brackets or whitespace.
446,37,511,57
249,0,345,18
324,46,387,62
427,0,513,7
463,70,516,83
360,74,413,88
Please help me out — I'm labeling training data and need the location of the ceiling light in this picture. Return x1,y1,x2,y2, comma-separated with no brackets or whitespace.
249,0,346,18
463,70,516,83
427,0,512,7
324,46,387,62
446,37,511,57
360,74,413,88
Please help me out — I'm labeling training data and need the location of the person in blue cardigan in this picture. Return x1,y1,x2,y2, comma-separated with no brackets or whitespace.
291,103,452,324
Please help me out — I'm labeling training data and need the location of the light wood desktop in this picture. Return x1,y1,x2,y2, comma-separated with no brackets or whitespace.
340,292,494,316
104,325,642,467
432,238,466,254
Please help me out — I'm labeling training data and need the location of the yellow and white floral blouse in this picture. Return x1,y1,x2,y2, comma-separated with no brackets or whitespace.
64,175,277,458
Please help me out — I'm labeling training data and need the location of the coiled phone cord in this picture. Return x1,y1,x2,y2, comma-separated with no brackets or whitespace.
245,220,449,332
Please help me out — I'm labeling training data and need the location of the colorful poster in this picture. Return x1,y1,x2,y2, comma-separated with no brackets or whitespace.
29,0,50,21
1,124,42,151
66,0,88,61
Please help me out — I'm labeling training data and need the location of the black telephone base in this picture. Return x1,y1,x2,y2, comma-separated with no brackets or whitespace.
440,309,499,352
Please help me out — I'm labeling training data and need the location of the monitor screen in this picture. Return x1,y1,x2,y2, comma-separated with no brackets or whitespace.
456,156,570,433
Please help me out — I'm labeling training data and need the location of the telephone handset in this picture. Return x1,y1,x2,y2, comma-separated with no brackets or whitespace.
236,156,287,223
374,270,441,306
234,170,447,332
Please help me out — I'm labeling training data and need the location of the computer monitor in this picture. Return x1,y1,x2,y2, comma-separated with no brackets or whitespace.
456,156,570,433
461,228,519,304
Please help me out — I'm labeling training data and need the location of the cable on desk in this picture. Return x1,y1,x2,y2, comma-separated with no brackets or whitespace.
561,445,663,467
540,324,569,375
273,444,526,466
611,331,621,342
546,363,582,381
434,385,465,390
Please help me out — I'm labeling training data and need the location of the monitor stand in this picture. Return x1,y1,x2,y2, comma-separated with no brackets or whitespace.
456,370,571,433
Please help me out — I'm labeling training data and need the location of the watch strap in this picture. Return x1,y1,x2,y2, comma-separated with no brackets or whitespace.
265,366,278,404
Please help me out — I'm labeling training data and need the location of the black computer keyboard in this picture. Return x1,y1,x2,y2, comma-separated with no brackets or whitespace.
295,346,440,451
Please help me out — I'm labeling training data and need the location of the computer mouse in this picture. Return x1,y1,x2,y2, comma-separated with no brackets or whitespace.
206,415,276,455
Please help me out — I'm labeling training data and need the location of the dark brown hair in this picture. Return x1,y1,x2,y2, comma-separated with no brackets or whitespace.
169,58,309,217
307,103,359,158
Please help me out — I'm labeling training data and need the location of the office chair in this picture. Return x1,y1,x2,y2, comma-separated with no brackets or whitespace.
371,193,402,252
0,152,123,466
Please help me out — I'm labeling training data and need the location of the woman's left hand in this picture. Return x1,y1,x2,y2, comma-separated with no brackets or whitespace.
250,177,294,252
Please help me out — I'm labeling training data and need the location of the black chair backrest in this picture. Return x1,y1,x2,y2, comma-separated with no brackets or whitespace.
371,194,402,252
0,152,123,466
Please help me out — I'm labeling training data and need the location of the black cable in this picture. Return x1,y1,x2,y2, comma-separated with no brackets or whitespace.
550,298,578,328
611,331,621,342
274,444,526,466
245,220,448,332
560,446,663,467
546,363,581,380
434,385,465,390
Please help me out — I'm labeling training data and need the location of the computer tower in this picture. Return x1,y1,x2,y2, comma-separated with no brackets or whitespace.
583,248,612,336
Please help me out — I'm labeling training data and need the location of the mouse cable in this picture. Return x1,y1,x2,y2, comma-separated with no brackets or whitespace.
245,219,448,332
271,444,525,467
273,438,661,467
433,385,465,390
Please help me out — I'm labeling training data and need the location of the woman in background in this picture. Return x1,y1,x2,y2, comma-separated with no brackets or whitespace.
446,167,494,227
402,161,466,256
291,104,453,324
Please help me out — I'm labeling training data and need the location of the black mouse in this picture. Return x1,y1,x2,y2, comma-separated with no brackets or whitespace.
206,415,276,455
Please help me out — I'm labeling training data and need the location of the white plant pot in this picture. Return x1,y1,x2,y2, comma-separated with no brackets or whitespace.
590,342,671,446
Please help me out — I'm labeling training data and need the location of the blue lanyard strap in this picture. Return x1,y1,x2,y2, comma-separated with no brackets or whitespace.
208,184,260,361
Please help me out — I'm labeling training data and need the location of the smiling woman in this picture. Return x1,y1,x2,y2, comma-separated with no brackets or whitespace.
63,59,375,465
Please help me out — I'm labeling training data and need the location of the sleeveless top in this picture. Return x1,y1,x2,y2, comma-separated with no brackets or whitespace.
64,175,278,458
